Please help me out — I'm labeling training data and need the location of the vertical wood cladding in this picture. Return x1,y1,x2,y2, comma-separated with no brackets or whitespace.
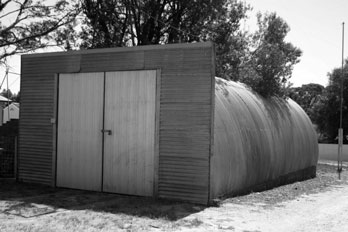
20,42,214,204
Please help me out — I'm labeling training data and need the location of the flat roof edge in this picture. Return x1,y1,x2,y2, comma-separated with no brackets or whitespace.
22,41,214,58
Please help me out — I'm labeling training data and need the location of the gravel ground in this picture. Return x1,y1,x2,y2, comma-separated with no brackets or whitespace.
223,161,348,208
177,161,348,232
0,162,347,232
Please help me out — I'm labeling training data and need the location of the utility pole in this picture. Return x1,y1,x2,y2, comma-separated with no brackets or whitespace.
338,22,344,179
6,68,10,123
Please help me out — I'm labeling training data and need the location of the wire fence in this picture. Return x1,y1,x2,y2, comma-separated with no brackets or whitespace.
0,136,16,178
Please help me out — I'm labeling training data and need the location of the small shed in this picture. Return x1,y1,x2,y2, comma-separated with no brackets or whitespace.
3,103,19,124
19,42,318,204
0,95,11,126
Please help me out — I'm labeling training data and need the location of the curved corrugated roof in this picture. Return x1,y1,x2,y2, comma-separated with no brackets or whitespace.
211,77,318,198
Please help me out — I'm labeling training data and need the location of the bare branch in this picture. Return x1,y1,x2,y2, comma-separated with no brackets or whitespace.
0,0,11,12
1,11,76,48
0,1,80,64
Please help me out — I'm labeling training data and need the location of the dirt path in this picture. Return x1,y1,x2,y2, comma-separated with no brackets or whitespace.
1,163,348,232
178,184,348,232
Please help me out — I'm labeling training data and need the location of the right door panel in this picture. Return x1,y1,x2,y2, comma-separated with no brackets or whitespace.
103,70,157,196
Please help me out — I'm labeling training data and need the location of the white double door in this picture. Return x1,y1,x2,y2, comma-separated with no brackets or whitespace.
56,70,156,196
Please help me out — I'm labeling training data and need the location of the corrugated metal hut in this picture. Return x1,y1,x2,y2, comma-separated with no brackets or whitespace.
19,42,318,204
212,78,318,198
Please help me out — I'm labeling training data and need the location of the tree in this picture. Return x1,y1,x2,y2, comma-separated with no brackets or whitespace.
67,0,250,78
0,88,12,99
289,83,325,120
0,0,80,66
239,12,302,98
66,2,302,98
11,91,20,102
313,60,348,143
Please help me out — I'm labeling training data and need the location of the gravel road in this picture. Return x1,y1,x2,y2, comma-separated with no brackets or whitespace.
178,183,348,232
1,162,347,232
176,161,348,232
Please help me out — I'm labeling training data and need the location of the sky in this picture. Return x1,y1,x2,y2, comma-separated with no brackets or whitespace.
244,0,348,87
1,0,348,94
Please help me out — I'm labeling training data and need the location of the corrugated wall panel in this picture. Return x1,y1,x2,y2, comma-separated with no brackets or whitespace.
20,42,214,204
143,47,212,204
80,52,144,71
19,56,82,185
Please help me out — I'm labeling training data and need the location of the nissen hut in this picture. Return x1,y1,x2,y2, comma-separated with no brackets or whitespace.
19,42,318,204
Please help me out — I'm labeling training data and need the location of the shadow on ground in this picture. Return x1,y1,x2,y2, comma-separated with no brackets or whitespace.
0,179,205,220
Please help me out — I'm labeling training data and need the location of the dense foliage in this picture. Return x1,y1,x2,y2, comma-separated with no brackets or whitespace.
239,13,302,97
313,61,348,143
64,1,301,98
289,83,325,120
63,0,251,81
1,0,302,98
289,61,348,144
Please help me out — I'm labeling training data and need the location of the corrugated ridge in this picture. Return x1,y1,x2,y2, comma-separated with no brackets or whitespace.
211,78,318,199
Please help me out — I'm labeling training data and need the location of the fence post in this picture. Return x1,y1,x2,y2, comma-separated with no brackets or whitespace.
14,136,17,180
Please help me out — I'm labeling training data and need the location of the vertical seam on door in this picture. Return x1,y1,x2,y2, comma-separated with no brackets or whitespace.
54,74,60,187
153,69,161,198
101,72,106,192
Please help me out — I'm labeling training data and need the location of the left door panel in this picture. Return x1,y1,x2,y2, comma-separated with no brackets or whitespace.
57,73,104,191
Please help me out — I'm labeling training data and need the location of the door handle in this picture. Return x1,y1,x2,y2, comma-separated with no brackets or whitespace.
101,129,112,135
